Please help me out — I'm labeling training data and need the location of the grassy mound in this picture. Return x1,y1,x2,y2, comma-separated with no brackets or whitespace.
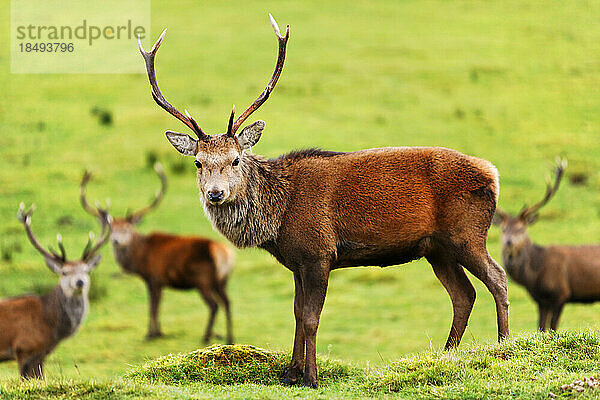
126,344,359,387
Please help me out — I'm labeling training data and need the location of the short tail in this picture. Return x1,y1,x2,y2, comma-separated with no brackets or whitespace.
211,242,235,282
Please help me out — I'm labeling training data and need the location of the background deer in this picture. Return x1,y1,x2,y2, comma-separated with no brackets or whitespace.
0,203,109,378
494,159,600,331
80,164,234,343
139,14,509,388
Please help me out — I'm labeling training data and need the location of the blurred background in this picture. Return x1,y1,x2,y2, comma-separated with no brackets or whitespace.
1,0,599,380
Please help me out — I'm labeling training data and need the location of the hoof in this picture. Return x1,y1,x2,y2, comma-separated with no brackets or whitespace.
145,331,163,340
302,377,318,389
280,374,299,386
280,367,303,386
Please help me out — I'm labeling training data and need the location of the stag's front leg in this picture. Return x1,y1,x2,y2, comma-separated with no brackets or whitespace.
281,271,306,385
146,281,163,339
538,304,550,331
18,353,44,379
301,264,330,388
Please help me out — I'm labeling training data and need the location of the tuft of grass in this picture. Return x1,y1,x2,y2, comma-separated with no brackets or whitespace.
126,344,358,387
364,330,600,398
0,241,21,263
0,380,153,400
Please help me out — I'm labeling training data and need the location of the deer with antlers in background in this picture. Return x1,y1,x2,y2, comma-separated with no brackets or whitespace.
80,164,234,343
0,203,109,378
139,14,509,388
494,159,600,331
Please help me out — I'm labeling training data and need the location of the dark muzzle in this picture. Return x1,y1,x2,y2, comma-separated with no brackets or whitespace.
207,190,224,203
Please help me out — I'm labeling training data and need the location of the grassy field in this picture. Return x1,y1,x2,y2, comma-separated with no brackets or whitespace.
1,0,600,396
3,332,600,399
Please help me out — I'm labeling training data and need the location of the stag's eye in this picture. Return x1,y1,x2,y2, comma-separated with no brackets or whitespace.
194,160,202,169
232,157,240,167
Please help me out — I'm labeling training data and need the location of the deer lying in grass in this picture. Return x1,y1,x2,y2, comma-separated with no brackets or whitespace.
494,159,600,331
139,14,509,387
0,203,109,378
80,164,234,343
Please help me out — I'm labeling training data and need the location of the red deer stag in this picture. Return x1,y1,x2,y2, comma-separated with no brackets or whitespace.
139,14,509,388
494,158,600,331
0,203,109,378
80,164,234,343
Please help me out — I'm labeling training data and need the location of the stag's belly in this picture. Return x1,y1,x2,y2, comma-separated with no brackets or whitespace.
333,237,432,269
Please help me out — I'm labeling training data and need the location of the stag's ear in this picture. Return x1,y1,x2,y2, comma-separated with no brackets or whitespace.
165,131,198,156
85,254,102,272
236,120,265,150
523,213,539,226
126,214,143,225
492,213,503,226
44,257,62,274
492,207,508,226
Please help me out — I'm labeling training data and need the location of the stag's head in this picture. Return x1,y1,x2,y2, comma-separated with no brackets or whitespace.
138,14,289,205
493,158,567,256
17,203,110,298
80,163,167,248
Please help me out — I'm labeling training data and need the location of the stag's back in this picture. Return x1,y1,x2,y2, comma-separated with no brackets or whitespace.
280,147,498,246
132,233,234,287
543,245,600,301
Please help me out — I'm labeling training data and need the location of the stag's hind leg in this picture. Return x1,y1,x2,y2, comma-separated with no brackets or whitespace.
427,253,476,349
550,303,565,331
459,245,510,342
198,284,219,344
215,281,234,344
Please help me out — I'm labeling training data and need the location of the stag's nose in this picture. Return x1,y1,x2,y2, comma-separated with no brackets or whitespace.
207,190,224,203
76,279,85,288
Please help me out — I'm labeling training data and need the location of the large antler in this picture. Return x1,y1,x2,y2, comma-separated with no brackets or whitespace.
228,14,290,136
81,209,112,262
126,163,167,222
519,158,567,220
139,30,207,140
80,170,101,218
17,203,66,265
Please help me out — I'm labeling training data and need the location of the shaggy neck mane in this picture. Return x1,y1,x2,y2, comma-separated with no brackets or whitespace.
203,153,290,248
43,286,88,341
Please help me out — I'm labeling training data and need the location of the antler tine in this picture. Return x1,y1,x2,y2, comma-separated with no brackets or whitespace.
80,170,101,218
127,162,168,221
519,157,567,219
138,30,208,140
17,203,61,262
81,231,94,261
82,210,111,261
226,105,236,136
229,14,290,136
56,234,67,261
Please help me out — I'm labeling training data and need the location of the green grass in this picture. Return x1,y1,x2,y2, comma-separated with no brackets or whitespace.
3,332,600,399
1,0,600,397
